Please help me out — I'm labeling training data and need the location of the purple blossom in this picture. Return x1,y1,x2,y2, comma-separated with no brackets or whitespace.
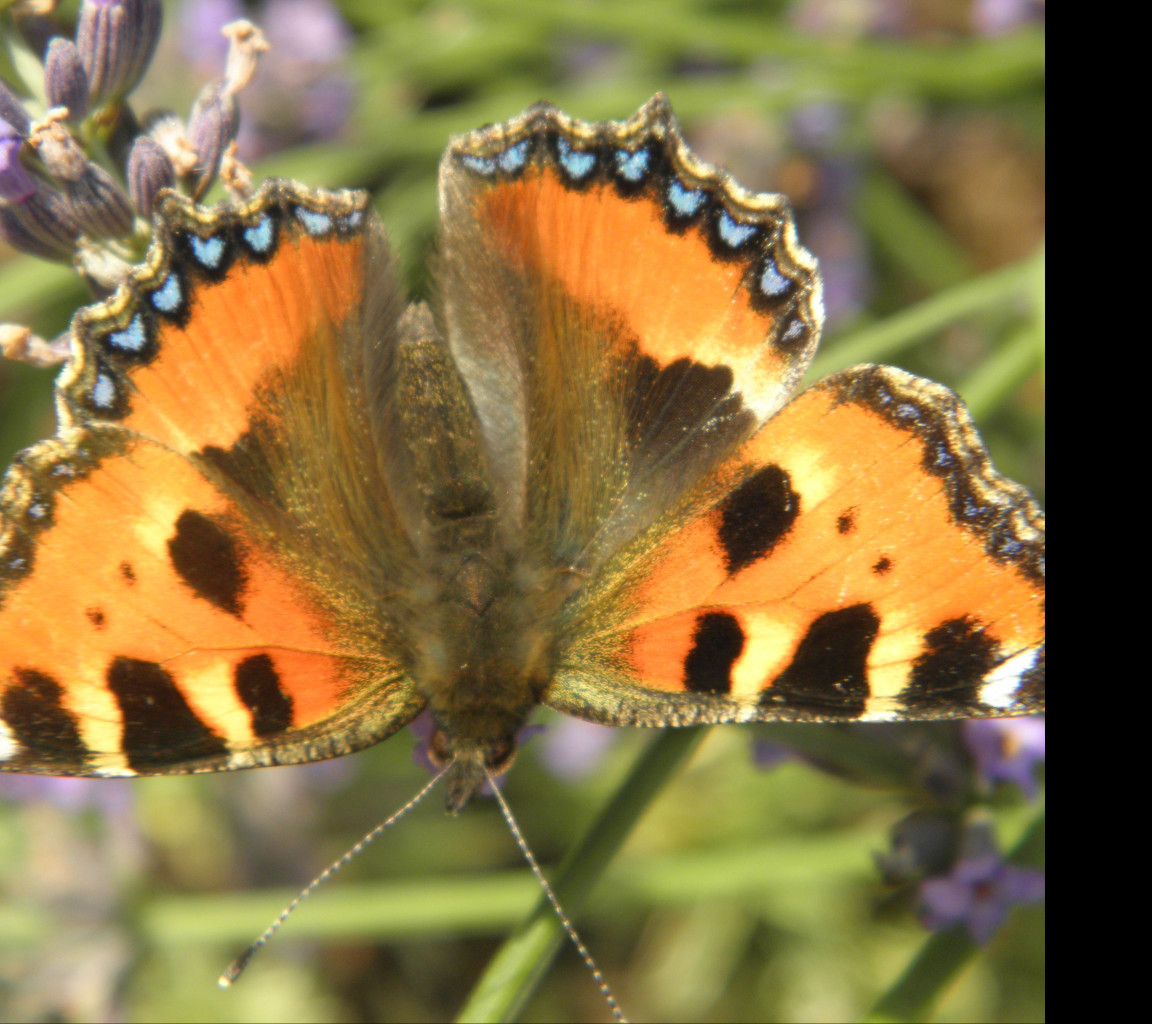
751,740,797,771
964,717,1045,799
185,78,238,196
127,135,175,220
77,0,164,105
0,118,36,203
264,0,350,64
920,851,1045,944
44,39,91,122
179,0,246,70
538,717,616,780
408,709,438,776
0,80,31,134
177,0,353,158
803,208,870,325
0,774,135,816
973,0,1045,35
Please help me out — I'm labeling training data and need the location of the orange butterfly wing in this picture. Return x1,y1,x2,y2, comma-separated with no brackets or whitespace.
547,365,1043,723
439,94,822,570
1,183,422,776
3,97,1044,788
434,95,1042,729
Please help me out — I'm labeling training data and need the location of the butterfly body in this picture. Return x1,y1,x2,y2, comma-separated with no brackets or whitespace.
0,96,1043,806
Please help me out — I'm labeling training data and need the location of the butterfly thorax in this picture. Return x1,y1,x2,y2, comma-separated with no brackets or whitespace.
384,304,579,809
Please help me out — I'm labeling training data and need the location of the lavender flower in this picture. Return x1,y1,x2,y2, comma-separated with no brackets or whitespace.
185,79,238,197
0,774,135,815
0,81,31,134
973,0,1045,35
920,850,1045,943
127,136,175,220
0,118,36,203
77,0,164,107
751,740,796,771
963,717,1045,799
179,0,351,159
44,38,90,122
1,1,266,322
538,718,616,780
0,184,83,259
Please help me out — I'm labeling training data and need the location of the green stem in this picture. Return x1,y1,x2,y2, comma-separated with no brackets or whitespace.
957,319,1044,421
858,171,975,293
455,727,708,1023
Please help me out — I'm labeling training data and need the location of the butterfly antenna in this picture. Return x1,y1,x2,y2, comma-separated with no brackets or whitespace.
484,765,628,1024
219,767,447,988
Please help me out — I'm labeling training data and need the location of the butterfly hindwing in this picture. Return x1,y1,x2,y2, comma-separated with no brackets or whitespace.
1,182,427,777
546,365,1044,725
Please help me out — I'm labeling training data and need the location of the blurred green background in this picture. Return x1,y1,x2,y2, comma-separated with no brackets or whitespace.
1,1,1044,1021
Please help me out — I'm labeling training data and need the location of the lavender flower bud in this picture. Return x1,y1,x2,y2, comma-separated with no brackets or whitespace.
0,119,36,203
0,82,31,135
77,0,164,106
0,186,82,260
122,0,163,99
67,162,135,238
0,206,60,259
45,38,91,122
28,117,89,182
186,79,238,198
127,135,174,221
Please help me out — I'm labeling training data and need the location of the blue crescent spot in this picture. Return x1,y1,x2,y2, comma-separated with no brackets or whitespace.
781,319,805,345
108,314,147,352
498,141,530,173
932,444,957,470
150,273,183,314
296,208,333,236
759,258,791,297
614,148,650,182
667,180,705,217
27,502,46,520
244,216,275,253
895,403,922,423
342,209,365,229
717,211,757,248
996,536,1023,557
556,138,596,180
461,153,498,175
92,373,116,408
190,234,226,269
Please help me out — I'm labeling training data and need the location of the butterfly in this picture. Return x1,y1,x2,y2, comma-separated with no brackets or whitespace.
0,95,1044,815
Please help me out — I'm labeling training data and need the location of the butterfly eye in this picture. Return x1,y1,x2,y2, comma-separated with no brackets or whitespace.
428,728,453,767
484,739,517,775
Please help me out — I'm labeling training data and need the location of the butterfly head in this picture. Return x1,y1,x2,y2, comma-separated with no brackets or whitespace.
416,627,545,813
428,728,518,814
